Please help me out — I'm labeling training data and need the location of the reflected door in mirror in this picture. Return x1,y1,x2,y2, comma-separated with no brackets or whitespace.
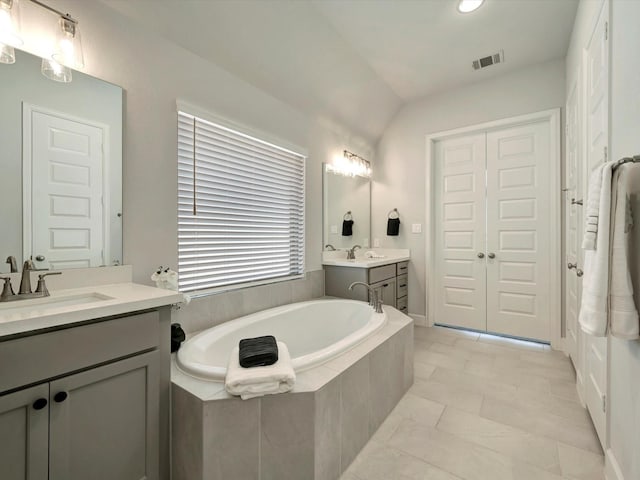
27,107,106,269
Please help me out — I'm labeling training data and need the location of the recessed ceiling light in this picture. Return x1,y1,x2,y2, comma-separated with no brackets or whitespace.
458,0,484,13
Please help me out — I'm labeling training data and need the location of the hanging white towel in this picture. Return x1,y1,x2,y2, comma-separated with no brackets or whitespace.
579,163,613,336
609,163,640,339
225,342,296,400
582,165,605,250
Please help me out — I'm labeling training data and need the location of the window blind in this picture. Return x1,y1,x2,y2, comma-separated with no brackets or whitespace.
177,111,305,293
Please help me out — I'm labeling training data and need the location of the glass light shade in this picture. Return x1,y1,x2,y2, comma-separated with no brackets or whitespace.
51,16,84,68
0,0,23,47
458,0,484,13
41,57,72,83
327,151,372,178
0,42,14,63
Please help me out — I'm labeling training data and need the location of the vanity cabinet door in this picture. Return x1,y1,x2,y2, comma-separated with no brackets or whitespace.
0,384,49,480
371,278,397,309
49,351,159,480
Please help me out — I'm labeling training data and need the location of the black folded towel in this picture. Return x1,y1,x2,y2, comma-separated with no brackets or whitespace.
387,218,400,236
342,219,354,236
239,335,279,368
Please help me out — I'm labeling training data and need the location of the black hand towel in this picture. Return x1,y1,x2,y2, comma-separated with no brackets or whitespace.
239,335,279,368
342,219,354,236
387,218,401,236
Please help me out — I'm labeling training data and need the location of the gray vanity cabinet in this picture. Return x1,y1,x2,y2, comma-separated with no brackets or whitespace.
324,261,409,312
0,309,168,480
0,384,49,480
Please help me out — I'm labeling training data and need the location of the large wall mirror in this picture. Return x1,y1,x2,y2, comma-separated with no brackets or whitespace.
322,164,371,250
0,49,123,273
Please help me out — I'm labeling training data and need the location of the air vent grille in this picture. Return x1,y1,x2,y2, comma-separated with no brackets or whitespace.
472,50,504,70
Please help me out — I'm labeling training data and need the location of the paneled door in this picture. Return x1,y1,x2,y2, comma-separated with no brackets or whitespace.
583,1,609,448
434,133,487,331
25,106,106,270
432,114,558,343
486,121,552,342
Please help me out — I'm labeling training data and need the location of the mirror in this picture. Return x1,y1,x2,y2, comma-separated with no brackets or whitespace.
322,164,371,250
0,49,123,273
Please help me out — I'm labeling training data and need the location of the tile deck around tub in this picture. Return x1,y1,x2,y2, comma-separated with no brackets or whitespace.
341,325,605,480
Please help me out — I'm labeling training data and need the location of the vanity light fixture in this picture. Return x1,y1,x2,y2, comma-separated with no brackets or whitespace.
41,57,71,82
457,0,484,13
327,150,372,178
0,0,23,48
30,0,84,68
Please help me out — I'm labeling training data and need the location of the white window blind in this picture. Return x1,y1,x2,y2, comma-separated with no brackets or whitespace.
177,111,305,293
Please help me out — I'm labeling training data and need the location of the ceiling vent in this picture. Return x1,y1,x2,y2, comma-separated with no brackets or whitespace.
472,50,504,70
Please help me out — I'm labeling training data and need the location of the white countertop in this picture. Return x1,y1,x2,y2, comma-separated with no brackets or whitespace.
0,283,185,338
322,248,410,268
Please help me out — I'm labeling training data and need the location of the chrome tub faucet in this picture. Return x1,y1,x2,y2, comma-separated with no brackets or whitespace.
349,281,384,313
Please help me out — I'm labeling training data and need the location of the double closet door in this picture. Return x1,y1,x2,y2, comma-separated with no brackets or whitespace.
434,120,554,342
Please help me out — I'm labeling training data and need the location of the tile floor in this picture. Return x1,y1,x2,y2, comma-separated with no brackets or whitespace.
341,325,604,480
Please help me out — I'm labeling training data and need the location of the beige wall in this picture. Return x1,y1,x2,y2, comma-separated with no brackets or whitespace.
372,59,566,319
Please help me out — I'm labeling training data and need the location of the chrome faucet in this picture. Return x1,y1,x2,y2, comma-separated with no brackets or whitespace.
5,256,17,273
325,244,336,251
346,244,361,260
19,259,35,294
349,281,384,313
0,261,61,303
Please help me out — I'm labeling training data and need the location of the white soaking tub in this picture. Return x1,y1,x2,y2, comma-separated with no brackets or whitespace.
176,299,386,381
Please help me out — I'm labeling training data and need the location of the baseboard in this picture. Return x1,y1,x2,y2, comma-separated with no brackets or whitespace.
605,449,625,480
409,313,427,327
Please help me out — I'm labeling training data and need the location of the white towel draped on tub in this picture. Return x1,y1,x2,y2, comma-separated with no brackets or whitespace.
225,342,296,400
579,163,614,336
609,163,640,339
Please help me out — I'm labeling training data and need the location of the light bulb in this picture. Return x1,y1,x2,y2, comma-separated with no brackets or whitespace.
41,57,72,83
0,0,23,47
458,0,484,13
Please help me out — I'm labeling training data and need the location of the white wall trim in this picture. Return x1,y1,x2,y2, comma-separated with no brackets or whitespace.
605,449,625,480
425,108,562,346
409,313,427,328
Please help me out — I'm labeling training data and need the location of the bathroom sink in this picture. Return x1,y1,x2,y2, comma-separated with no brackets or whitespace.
0,293,113,316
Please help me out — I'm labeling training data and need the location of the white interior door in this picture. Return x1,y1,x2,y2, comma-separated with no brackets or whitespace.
434,133,487,331
26,107,105,270
565,76,585,394
583,3,609,448
485,121,552,342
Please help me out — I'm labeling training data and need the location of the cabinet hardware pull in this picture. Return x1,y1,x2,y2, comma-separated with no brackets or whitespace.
383,283,389,287
400,284,407,288
54,391,68,403
33,398,48,410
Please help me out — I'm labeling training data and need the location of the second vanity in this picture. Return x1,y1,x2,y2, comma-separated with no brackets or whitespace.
0,266,183,480
323,249,410,314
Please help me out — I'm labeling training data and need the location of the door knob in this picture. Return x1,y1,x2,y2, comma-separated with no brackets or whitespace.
477,252,485,258
568,262,577,270
487,253,496,259
571,198,583,206
34,255,45,262
576,269,584,277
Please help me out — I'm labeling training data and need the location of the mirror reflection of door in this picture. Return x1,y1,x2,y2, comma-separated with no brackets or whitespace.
24,104,107,270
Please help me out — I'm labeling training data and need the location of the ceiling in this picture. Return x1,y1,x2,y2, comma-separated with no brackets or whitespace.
101,0,578,141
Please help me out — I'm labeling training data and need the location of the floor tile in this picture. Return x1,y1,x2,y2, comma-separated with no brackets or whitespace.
409,379,484,414
557,442,605,480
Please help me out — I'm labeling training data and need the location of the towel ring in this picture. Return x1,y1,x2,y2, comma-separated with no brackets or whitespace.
388,208,399,219
343,211,353,221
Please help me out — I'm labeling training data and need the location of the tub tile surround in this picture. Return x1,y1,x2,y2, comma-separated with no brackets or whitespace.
342,325,605,480
174,269,325,334
171,307,413,480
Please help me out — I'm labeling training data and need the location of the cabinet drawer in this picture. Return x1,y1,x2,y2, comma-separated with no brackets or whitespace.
397,274,408,298
368,264,396,284
0,311,159,394
397,296,407,311
396,261,409,276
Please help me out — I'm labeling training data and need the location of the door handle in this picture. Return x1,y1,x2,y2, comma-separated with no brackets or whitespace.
568,262,577,270
571,198,583,206
576,268,584,277
487,253,496,259
477,252,485,258
34,255,45,262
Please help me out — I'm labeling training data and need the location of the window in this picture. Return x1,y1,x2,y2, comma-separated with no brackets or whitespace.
177,111,305,293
